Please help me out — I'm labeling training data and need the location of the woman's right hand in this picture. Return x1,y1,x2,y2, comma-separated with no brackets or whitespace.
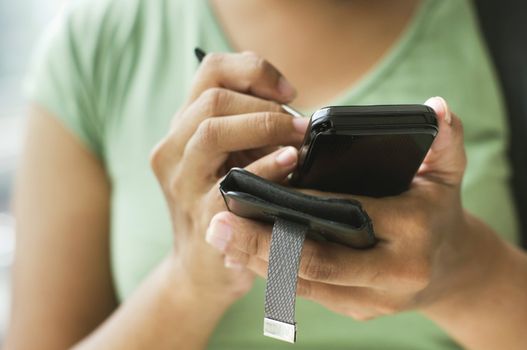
150,52,309,307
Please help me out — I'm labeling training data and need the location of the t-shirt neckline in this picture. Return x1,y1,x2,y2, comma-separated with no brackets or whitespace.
200,0,435,115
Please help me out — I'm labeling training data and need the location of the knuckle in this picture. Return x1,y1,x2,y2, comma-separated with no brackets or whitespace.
300,247,335,282
149,135,179,180
239,226,261,257
194,118,219,150
228,218,271,257
229,221,266,257
149,139,167,176
249,56,272,79
202,52,224,67
258,112,280,137
199,87,227,116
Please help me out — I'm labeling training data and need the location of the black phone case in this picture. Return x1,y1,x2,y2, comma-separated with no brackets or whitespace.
219,168,376,249
291,105,438,197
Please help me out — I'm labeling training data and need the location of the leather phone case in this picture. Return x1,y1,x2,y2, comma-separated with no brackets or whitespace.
219,168,376,249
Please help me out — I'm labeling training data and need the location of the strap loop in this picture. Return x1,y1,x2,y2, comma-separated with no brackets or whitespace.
263,218,307,343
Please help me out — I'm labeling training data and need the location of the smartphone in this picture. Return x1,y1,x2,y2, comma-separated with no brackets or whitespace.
291,105,438,197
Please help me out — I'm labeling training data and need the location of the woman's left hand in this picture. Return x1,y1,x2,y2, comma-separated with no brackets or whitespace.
206,97,500,320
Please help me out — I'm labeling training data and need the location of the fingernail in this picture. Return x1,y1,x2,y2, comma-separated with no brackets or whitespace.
293,117,309,134
437,97,452,125
425,96,452,125
224,257,244,271
206,220,232,252
277,76,297,100
275,146,298,167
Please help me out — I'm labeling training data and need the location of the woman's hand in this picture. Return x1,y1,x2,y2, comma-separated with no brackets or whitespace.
206,97,500,319
150,52,308,307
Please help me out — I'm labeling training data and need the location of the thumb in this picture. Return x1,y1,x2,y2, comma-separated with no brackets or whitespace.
244,146,298,183
419,97,467,186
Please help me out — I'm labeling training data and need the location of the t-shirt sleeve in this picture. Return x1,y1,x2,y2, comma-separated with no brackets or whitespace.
25,4,106,159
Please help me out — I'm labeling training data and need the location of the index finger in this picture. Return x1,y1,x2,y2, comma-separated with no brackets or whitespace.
180,112,307,178
211,212,392,288
187,51,296,106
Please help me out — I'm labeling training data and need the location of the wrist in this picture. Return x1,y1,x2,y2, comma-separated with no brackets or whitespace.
420,213,527,349
422,211,509,319
163,252,236,314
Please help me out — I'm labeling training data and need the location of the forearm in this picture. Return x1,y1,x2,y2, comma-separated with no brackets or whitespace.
73,255,230,350
424,214,527,350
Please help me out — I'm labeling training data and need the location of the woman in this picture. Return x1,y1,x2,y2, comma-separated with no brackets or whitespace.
5,0,527,349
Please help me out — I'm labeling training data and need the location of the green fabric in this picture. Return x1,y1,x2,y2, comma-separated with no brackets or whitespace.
26,0,519,349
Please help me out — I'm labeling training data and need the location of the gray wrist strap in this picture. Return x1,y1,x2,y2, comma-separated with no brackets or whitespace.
263,218,307,343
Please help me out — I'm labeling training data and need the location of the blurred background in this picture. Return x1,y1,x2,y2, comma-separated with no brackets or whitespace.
0,0,64,344
0,0,525,347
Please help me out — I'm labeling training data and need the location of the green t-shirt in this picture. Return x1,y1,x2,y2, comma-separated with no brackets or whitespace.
26,0,519,349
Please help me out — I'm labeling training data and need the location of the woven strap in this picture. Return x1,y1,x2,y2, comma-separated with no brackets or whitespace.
263,218,307,343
